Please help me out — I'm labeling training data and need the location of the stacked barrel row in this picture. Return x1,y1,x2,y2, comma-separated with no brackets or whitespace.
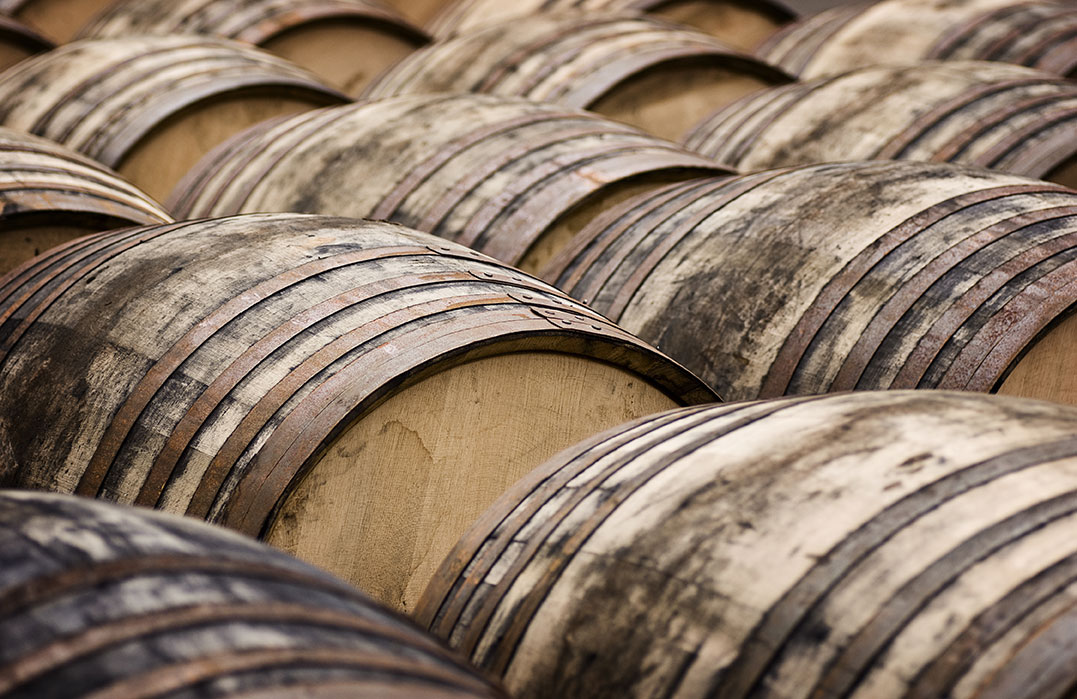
1,0,1077,698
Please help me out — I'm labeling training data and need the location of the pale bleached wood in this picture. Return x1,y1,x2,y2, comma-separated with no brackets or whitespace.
0,491,505,698
362,14,790,142
170,94,728,267
543,161,1077,404
267,352,677,613
417,391,1077,699
0,214,714,604
684,61,1077,185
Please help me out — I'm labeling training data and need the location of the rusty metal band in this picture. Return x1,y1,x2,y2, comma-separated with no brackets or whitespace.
219,300,663,535
910,550,1077,695
369,107,588,222
976,104,1077,174
85,646,484,699
929,94,1077,166
940,258,1077,391
723,433,1077,699
173,105,347,217
0,222,189,370
874,78,1069,160
0,163,164,208
891,235,1077,389
826,205,1077,392
416,403,722,634
1023,29,1077,76
0,554,370,623
753,13,812,67
77,244,437,500
683,79,800,162
1,601,479,696
927,3,1036,59
473,16,627,93
604,169,794,321
184,290,533,519
767,5,861,76
758,184,1071,398
474,149,724,265
811,492,1077,699
139,264,559,508
0,225,122,302
0,185,166,224
232,681,501,699
90,73,346,168
417,122,637,239
984,11,1077,64
473,395,832,675
544,177,708,292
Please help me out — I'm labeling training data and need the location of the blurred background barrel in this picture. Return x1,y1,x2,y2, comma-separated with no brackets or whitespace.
418,390,1077,698
0,0,114,41
362,14,791,141
0,37,347,200
171,94,730,273
0,127,171,271
0,213,714,612
0,14,49,71
543,161,1077,406
0,490,505,698
79,0,430,96
684,61,1077,188
427,0,798,51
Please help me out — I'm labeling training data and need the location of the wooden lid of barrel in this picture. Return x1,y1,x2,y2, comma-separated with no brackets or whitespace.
760,0,1077,79
0,490,505,698
171,94,729,273
418,390,1077,698
684,61,1077,188
0,14,50,72
543,161,1077,406
0,127,171,272
0,37,347,201
0,213,714,612
79,0,429,96
428,0,796,51
362,14,792,141
0,0,117,41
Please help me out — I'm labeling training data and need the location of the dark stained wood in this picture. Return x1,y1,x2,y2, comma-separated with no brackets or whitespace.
759,0,1077,79
428,0,796,51
0,0,117,41
362,14,791,141
78,0,429,96
0,127,171,272
0,37,347,201
0,490,505,698
0,213,715,611
684,61,1077,187
170,94,729,272
542,161,1077,405
416,390,1077,699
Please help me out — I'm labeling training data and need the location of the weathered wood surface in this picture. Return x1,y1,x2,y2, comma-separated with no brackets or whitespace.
0,14,49,72
543,161,1077,405
171,94,730,273
0,490,506,698
684,61,1077,187
760,0,1077,79
0,37,347,201
417,390,1077,698
0,213,715,610
78,0,429,96
0,0,116,41
427,0,796,51
0,127,171,271
362,14,791,141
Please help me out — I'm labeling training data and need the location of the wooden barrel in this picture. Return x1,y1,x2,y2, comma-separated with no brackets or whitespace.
684,61,1077,189
0,37,347,202
0,0,116,41
0,127,171,272
759,0,1075,79
0,213,715,613
418,390,1077,698
542,161,1077,406
0,14,49,72
377,0,444,26
0,490,506,698
362,14,792,142
170,94,729,273
427,0,797,51
78,0,429,96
